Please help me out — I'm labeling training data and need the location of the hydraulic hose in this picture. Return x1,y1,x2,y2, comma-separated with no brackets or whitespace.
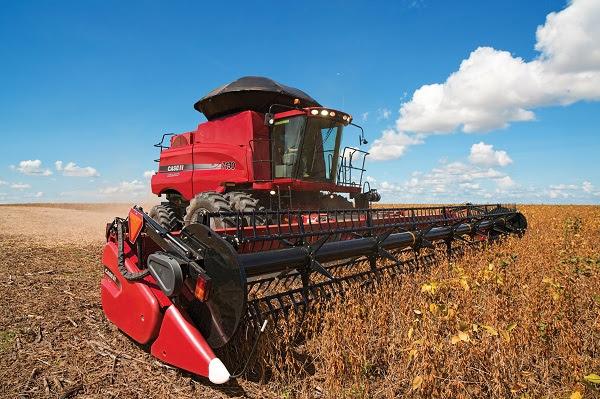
115,218,151,281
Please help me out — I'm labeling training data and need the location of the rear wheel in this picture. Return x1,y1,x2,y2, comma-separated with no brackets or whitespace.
184,192,236,229
224,191,268,225
149,203,182,231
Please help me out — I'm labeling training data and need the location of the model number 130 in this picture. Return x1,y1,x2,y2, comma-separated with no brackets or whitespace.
221,161,236,170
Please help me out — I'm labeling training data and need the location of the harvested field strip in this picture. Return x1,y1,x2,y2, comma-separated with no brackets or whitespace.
0,235,266,398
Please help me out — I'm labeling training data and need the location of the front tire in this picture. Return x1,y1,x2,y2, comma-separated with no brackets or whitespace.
149,203,183,231
224,191,268,225
184,192,236,229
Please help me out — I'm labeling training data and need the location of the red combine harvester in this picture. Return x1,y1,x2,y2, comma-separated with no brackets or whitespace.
101,77,528,384
148,76,380,231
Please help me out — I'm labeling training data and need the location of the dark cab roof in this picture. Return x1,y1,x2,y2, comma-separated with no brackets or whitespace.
194,76,321,120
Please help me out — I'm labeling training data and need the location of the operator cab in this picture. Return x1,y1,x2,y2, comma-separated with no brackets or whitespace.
268,107,351,184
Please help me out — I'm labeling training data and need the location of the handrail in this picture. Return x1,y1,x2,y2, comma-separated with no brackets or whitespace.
154,133,176,152
337,146,368,187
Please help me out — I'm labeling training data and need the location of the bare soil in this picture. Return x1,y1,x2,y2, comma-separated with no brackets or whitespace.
0,204,151,245
0,204,269,398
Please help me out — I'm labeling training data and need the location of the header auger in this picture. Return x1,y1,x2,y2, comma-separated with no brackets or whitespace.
100,77,528,384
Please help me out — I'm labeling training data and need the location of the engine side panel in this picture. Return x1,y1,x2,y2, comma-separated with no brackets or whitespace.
191,111,265,193
151,131,195,199
152,111,268,200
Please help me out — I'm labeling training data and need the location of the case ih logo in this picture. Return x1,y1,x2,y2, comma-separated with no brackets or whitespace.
167,164,185,172
158,162,236,173
103,267,118,285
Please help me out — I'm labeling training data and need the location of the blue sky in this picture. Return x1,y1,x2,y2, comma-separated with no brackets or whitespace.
1,0,599,204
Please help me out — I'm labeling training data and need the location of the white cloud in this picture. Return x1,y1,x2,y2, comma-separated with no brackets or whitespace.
374,166,599,203
378,108,391,120
55,160,99,177
34,191,43,198
11,183,31,189
459,182,480,190
407,0,424,9
535,0,600,75
143,170,156,178
11,160,52,176
0,180,7,186
365,176,377,183
369,0,600,160
549,183,579,190
361,112,369,121
369,129,423,161
547,181,599,199
381,163,598,202
397,0,600,134
99,180,146,195
377,160,511,201
469,142,513,167
496,176,516,190
549,188,572,199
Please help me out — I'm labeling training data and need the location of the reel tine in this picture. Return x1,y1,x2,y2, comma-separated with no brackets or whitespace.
276,295,289,320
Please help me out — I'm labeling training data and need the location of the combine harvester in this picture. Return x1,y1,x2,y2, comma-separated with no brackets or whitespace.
100,77,527,384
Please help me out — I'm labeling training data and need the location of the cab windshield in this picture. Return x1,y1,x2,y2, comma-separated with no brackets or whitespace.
272,116,343,182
